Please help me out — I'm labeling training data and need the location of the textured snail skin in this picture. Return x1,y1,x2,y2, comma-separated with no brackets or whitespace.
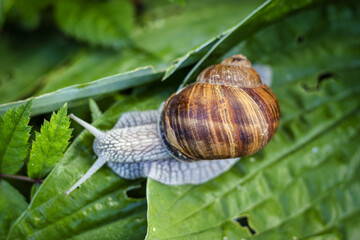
66,111,238,194
160,54,280,161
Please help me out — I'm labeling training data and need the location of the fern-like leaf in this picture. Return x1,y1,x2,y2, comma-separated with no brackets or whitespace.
0,101,32,174
28,103,72,179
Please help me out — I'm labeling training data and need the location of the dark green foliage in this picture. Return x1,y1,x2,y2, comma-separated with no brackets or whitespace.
0,101,32,175
169,0,186,6
54,0,134,49
0,33,77,104
4,0,134,48
4,0,52,30
0,180,28,238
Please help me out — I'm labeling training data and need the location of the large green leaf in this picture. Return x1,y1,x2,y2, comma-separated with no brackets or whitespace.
146,1,360,239
147,84,360,239
0,180,28,238
6,85,175,240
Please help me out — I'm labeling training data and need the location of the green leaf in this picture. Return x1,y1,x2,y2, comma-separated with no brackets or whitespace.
0,0,14,29
37,0,263,94
30,183,41,200
54,0,134,49
133,0,264,70
169,0,186,6
0,67,163,116
146,1,360,239
0,180,28,238
0,0,262,116
6,86,174,239
4,1,359,239
0,33,77,104
89,99,102,122
6,0,52,30
0,101,32,174
181,0,329,86
162,37,219,81
28,103,72,179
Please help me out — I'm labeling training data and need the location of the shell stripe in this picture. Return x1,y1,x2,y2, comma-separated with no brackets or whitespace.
242,85,280,141
214,85,234,158
212,85,231,157
225,85,268,156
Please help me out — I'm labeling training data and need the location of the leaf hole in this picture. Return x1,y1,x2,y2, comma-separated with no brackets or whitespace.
281,123,296,141
296,35,304,44
234,216,256,235
318,72,337,82
132,0,146,16
125,180,146,199
301,71,338,92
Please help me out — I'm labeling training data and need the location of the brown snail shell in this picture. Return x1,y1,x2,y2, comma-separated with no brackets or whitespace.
159,54,280,161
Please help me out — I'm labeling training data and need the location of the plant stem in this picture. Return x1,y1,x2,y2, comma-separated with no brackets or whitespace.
0,174,43,183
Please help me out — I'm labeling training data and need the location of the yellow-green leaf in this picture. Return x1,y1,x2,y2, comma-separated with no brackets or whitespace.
28,103,72,179
89,99,102,122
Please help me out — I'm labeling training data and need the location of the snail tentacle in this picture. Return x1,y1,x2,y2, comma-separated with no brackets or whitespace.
66,155,107,195
69,114,105,139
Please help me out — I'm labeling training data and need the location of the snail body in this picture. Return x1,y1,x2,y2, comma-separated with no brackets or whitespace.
66,55,280,195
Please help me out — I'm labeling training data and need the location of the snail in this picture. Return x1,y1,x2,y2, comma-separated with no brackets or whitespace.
66,54,280,195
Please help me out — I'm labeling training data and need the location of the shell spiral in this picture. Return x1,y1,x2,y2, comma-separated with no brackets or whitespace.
159,54,280,161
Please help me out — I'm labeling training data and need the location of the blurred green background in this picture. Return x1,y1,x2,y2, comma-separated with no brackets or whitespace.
1,0,359,239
